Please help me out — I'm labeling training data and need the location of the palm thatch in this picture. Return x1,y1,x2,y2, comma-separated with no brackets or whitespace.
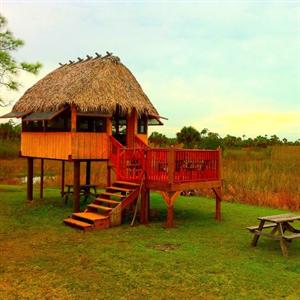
13,55,158,116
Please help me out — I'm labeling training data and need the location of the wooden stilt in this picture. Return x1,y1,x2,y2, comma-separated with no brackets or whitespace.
212,187,222,221
61,161,65,197
160,191,180,228
40,158,44,200
86,161,91,185
73,160,80,212
27,157,34,201
140,187,150,224
166,204,174,228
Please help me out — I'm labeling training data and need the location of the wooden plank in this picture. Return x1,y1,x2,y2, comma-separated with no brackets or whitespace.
259,214,300,223
21,132,72,160
283,233,300,240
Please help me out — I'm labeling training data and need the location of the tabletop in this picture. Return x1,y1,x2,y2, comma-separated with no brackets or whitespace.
258,213,300,223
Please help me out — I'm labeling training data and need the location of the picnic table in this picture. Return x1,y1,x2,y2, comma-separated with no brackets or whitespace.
247,213,300,256
62,184,98,204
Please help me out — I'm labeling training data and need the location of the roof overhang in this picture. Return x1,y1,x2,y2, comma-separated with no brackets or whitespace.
0,111,30,118
23,107,67,121
148,114,167,126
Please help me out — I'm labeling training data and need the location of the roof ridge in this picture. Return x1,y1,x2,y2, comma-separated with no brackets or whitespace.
58,51,119,68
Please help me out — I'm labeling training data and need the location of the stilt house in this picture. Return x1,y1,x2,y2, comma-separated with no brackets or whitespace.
1,53,222,230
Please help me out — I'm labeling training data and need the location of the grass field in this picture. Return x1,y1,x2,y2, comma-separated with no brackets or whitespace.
1,185,300,299
0,145,299,210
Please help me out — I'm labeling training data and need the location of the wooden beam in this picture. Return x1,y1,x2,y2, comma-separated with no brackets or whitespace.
27,157,34,201
73,161,80,212
61,161,65,197
40,158,44,200
71,104,77,132
212,187,222,221
218,146,222,181
140,187,150,224
160,191,180,228
86,161,91,185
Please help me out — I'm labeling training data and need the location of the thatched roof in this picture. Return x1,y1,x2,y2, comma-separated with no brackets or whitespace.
13,54,159,116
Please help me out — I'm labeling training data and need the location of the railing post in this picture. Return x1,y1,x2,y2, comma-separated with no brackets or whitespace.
218,146,222,181
168,147,175,185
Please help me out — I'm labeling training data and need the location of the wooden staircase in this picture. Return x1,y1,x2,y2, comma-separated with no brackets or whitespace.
64,181,140,231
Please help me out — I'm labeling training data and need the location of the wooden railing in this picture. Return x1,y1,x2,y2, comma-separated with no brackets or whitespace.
109,136,123,170
109,137,221,184
174,149,220,182
145,148,169,182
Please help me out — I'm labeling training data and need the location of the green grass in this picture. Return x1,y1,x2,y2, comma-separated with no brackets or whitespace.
1,185,300,299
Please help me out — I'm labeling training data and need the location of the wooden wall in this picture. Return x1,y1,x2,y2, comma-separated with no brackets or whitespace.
137,134,148,145
21,132,109,160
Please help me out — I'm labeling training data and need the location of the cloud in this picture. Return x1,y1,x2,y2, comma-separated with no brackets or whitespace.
193,111,300,140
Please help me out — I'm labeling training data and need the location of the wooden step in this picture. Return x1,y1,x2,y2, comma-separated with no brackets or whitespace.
99,192,125,199
64,218,93,231
72,212,109,224
95,198,121,205
106,186,133,193
88,204,113,212
114,181,140,188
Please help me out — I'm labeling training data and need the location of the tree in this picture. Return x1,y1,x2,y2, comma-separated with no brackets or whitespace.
176,126,201,148
200,131,222,149
0,15,42,106
149,131,168,147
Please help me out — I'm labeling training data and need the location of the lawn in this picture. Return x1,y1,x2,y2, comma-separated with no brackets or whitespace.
1,185,300,299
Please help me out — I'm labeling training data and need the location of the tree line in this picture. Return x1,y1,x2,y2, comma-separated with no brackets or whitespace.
149,126,300,149
0,120,21,140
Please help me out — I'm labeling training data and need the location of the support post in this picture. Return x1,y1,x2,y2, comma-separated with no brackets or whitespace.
71,104,77,132
73,160,80,212
140,187,150,224
166,204,174,228
86,161,91,185
212,187,222,221
160,191,180,228
61,161,65,197
27,157,34,201
40,158,44,200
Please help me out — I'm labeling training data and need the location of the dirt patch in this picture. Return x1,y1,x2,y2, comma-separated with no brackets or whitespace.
148,242,181,252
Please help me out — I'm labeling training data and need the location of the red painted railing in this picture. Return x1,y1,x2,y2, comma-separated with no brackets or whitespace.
146,149,169,182
110,136,220,184
118,148,146,181
174,149,219,182
109,136,123,171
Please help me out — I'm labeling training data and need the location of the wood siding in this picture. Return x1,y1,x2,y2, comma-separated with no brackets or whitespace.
21,132,109,160
136,134,148,145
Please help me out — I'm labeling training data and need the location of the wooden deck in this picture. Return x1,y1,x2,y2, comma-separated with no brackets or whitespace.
110,136,222,192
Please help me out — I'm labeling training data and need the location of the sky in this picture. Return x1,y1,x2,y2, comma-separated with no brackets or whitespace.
0,0,299,140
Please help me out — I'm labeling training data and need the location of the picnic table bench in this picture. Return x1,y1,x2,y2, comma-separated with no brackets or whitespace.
247,213,300,256
62,184,98,204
